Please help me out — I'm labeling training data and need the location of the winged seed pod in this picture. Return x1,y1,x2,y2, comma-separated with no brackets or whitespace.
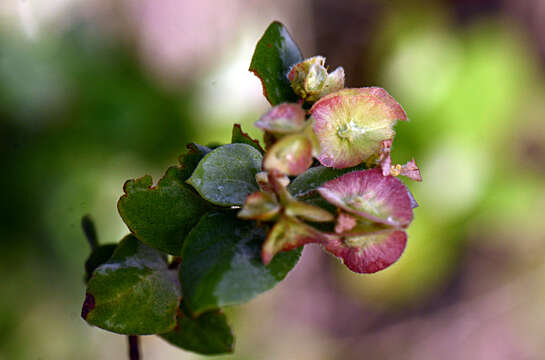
311,87,408,168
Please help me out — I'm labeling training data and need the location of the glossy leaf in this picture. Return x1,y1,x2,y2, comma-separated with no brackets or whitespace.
249,22,303,105
178,143,212,180
323,230,407,274
318,168,413,227
263,134,313,176
83,235,181,335
180,212,301,315
84,244,117,282
187,143,263,206
255,103,306,134
231,124,264,153
262,216,322,265
118,167,210,255
159,307,234,355
311,87,407,168
288,164,367,198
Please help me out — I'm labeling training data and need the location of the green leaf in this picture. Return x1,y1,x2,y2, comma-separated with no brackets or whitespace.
84,244,117,282
178,143,212,180
82,235,181,335
180,212,301,315
159,306,234,355
288,164,367,198
118,166,210,255
249,21,303,105
187,144,263,206
231,124,264,153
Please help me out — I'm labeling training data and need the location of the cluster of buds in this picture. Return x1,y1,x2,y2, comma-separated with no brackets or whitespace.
243,56,422,274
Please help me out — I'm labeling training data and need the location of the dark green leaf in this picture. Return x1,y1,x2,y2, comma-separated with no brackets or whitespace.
249,21,303,105
231,123,264,153
159,306,234,355
82,235,181,335
177,143,212,180
180,212,301,315
118,166,210,255
84,244,117,282
187,144,263,206
288,164,367,197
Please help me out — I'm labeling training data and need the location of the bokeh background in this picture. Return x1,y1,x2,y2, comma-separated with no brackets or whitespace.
1,0,545,359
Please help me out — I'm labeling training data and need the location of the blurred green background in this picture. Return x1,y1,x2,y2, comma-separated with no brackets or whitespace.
1,0,544,359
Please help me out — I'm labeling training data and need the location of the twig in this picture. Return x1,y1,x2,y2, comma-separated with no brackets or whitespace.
128,335,140,360
81,215,99,250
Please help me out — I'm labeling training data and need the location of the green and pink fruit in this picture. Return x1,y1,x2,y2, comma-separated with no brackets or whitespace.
262,216,324,265
311,87,407,168
323,230,407,273
263,134,313,176
318,168,413,227
285,199,334,223
255,103,306,134
238,191,280,221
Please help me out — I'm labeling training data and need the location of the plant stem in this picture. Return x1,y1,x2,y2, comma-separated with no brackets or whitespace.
81,214,99,250
128,335,140,360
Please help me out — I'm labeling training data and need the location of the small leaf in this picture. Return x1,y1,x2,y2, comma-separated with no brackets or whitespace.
238,191,281,221
231,124,264,153
311,87,407,168
178,143,212,180
84,244,117,282
318,169,413,227
187,143,263,206
288,164,366,198
159,307,234,355
83,235,181,335
249,22,303,105
262,216,322,265
263,134,313,176
255,103,306,134
323,230,407,274
118,167,210,255
180,212,301,315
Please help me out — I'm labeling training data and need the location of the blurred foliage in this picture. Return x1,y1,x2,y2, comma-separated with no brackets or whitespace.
0,22,199,359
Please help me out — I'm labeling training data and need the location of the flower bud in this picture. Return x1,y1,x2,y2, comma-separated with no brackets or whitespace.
287,56,345,102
